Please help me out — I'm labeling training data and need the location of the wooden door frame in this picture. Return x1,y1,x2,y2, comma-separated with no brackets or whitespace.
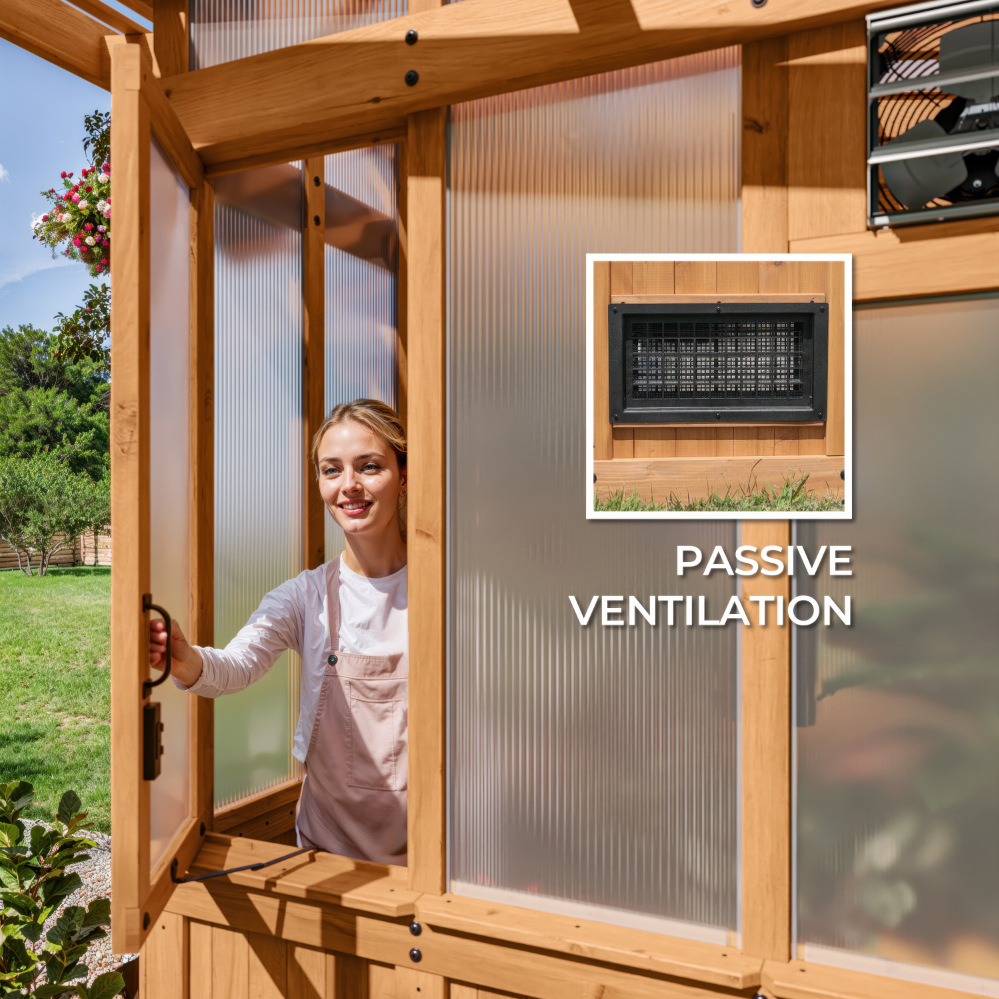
109,38,212,954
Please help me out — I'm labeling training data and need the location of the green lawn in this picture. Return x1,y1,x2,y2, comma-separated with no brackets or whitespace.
0,566,111,832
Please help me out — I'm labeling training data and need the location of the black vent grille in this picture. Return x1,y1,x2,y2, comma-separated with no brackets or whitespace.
629,319,805,401
609,303,827,424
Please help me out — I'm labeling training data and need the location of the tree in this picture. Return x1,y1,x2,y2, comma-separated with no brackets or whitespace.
52,285,110,377
0,457,93,576
0,388,109,483
79,475,110,566
0,324,107,409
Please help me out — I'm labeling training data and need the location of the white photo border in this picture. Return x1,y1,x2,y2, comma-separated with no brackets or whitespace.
585,253,854,521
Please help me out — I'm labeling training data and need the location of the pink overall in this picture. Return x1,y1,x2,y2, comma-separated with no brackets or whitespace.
296,558,408,865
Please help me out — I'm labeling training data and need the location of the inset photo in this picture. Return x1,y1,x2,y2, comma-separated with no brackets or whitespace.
587,254,852,519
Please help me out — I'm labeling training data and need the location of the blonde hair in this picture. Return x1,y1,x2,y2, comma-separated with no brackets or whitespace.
311,399,407,536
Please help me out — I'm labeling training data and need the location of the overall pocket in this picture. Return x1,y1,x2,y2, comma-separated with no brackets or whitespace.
347,678,407,792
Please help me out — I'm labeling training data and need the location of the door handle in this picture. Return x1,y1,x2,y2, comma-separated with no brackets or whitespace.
143,593,172,695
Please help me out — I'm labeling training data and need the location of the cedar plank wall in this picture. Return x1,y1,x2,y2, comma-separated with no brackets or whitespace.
597,260,833,461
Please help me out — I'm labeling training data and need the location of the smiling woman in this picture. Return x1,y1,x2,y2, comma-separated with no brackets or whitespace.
147,398,409,864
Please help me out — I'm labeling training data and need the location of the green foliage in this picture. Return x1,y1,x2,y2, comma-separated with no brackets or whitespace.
0,457,95,576
0,782,123,999
53,286,110,377
81,113,111,178
0,390,109,482
0,325,107,410
594,473,843,513
0,567,111,832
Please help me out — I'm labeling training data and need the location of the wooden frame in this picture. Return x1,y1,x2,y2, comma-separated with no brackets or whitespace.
5,1,990,995
109,39,211,954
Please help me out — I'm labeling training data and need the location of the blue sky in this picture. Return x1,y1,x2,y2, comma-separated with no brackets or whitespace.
1,3,149,333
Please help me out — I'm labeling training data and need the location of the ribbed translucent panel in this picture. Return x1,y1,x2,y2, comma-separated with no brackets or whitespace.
190,0,406,69
795,297,999,989
148,138,192,867
213,200,304,808
324,145,398,563
448,51,741,933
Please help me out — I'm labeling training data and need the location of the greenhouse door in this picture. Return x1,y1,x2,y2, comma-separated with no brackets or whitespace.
108,40,214,954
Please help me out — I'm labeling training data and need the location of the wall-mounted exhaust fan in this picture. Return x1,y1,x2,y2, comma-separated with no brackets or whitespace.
868,2,999,227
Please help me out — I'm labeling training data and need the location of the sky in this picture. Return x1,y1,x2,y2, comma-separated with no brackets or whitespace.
1,2,150,333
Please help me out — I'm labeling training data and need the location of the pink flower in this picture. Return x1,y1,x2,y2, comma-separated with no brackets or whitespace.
67,172,73,178
95,266,102,273
73,237,82,247
84,223,93,230
102,207,110,218
41,214,48,222
101,258,108,265
60,171,67,179
102,163,110,172
72,194,80,203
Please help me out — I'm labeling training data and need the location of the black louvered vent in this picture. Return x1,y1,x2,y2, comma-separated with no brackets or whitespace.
609,303,827,423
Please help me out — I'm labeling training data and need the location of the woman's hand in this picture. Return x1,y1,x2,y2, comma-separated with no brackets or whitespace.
149,617,204,689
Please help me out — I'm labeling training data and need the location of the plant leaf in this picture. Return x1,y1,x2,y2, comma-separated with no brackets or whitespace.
82,897,110,927
0,823,22,848
86,972,126,999
58,791,83,826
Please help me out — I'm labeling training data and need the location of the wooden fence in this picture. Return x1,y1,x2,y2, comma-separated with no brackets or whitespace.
0,530,112,571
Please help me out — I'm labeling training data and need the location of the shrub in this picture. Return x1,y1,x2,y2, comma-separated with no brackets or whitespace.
0,457,94,576
0,781,124,999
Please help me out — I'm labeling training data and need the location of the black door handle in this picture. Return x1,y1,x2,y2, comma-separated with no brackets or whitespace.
143,593,172,695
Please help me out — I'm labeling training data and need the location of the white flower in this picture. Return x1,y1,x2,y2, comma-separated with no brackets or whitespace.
61,213,72,223
102,206,111,217
97,225,106,233
78,199,89,210
97,173,109,183
85,236,96,246
96,200,106,211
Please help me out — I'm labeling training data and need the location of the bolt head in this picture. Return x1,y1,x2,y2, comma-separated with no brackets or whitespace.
409,947,422,963
409,921,422,936
405,69,419,86
406,29,418,44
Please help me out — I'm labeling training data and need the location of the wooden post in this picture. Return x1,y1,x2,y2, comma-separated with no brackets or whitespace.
110,40,152,953
303,156,327,570
742,38,789,254
153,0,189,78
190,178,215,827
405,107,447,895
397,141,409,430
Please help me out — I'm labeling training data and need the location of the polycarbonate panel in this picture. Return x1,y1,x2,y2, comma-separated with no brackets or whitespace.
324,145,398,562
148,138,191,867
213,197,304,808
448,51,742,932
795,297,999,990
190,0,406,69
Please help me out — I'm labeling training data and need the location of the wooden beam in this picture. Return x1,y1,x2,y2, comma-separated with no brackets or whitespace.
303,156,327,571
406,107,447,896
397,142,409,431
110,35,152,954
0,0,114,89
160,0,903,169
71,0,146,34
742,37,789,253
741,522,792,962
791,217,999,301
153,0,188,77
118,0,153,20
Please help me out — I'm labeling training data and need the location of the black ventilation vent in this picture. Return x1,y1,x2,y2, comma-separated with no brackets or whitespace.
609,303,828,423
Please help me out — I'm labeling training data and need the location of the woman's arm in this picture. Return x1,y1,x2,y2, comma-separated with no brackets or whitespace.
148,578,306,697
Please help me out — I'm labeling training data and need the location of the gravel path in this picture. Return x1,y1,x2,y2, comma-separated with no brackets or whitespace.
22,822,137,989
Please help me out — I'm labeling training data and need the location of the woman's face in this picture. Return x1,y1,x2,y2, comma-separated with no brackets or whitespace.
316,420,406,539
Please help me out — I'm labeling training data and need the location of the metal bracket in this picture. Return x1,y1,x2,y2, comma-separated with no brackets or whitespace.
171,846,313,883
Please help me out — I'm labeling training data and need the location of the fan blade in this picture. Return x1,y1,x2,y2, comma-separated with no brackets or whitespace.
881,120,968,209
938,21,998,104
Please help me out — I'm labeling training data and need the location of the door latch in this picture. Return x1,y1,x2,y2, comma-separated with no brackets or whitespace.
143,701,164,780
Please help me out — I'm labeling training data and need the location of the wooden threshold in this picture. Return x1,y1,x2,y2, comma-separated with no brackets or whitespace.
594,455,845,502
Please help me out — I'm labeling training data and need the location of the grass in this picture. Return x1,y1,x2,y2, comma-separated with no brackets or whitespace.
595,472,845,513
0,566,111,832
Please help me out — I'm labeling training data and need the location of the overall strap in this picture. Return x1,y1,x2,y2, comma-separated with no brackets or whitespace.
324,556,341,653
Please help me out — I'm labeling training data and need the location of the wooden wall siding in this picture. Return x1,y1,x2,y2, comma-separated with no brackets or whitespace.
597,260,842,468
0,531,112,571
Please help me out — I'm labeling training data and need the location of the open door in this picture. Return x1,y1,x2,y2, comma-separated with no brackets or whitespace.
109,40,213,954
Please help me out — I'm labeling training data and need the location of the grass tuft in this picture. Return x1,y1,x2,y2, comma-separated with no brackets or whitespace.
595,471,844,513
0,566,110,831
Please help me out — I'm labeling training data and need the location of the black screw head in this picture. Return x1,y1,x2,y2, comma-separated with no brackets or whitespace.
715,412,721,419
409,920,422,936
405,70,419,86
612,413,619,421
409,947,422,963
328,654,338,666
313,215,321,226
612,307,617,313
750,0,766,6
840,469,845,480
406,29,418,44
313,176,321,187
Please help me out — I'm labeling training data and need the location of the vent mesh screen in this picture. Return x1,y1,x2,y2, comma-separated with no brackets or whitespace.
629,319,804,400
